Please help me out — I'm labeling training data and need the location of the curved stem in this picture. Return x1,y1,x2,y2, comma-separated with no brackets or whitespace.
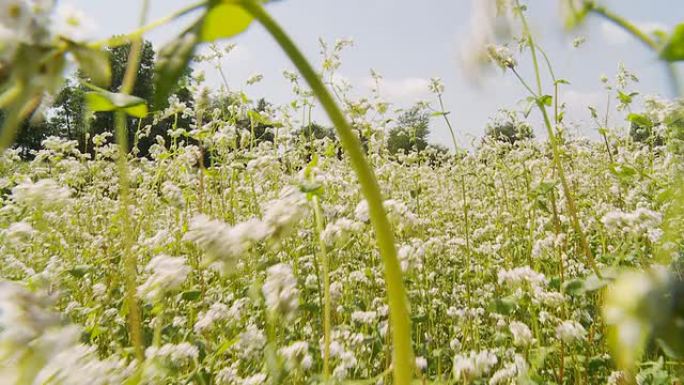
437,93,459,151
238,2,414,383
588,3,682,97
514,0,600,277
116,0,150,362
588,5,656,50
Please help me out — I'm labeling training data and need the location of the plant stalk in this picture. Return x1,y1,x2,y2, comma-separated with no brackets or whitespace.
238,2,414,383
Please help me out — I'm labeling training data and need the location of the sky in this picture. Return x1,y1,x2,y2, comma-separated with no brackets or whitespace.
71,0,684,147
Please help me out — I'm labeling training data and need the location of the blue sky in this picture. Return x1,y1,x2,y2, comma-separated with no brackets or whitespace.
72,0,684,147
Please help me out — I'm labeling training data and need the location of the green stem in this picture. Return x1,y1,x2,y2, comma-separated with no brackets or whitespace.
116,0,149,363
437,93,459,151
0,82,21,110
0,87,38,151
312,195,331,380
238,2,413,383
515,1,600,277
587,3,682,97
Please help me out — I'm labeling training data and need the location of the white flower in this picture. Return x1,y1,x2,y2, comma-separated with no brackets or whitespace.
262,186,307,239
459,0,515,79
236,324,266,359
33,344,130,385
601,208,662,241
246,73,264,85
453,349,498,380
242,373,267,385
184,214,268,273
489,354,529,385
509,321,533,346
351,310,377,324
12,178,71,207
555,320,587,343
321,218,357,247
498,266,548,288
415,356,428,371
486,44,517,69
607,370,627,385
137,255,190,303
194,300,246,333
161,181,185,208
53,3,95,42
262,263,299,320
145,342,198,366
428,77,445,94
279,341,312,371
3,220,35,244
0,0,31,59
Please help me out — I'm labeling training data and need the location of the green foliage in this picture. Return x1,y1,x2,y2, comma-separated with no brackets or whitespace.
201,1,254,42
628,113,662,145
69,43,112,87
660,23,684,62
85,90,148,118
484,110,534,144
295,122,336,141
154,1,254,108
387,104,430,155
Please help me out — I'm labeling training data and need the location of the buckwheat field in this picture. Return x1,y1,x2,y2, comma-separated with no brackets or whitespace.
2,1,684,384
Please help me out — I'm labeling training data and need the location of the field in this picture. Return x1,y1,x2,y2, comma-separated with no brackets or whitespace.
2,96,683,383
2,0,684,384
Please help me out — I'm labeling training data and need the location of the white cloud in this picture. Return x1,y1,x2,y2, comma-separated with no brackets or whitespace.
362,76,430,103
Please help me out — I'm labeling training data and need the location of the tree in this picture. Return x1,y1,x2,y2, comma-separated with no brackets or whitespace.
295,122,336,141
50,78,87,141
387,104,430,155
89,40,156,145
8,112,59,158
43,39,194,158
485,110,534,144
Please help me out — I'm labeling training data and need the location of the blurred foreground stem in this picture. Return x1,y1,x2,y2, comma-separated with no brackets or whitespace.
116,0,150,362
238,1,414,383
586,2,681,97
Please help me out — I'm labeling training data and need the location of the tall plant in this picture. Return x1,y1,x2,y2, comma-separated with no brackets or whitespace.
0,0,414,383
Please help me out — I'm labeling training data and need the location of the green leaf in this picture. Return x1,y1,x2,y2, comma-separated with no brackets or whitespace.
200,2,254,42
216,337,239,355
563,278,585,296
555,79,570,85
563,1,591,30
70,43,111,87
627,113,653,128
660,23,684,61
154,22,201,108
583,272,616,292
67,265,91,278
488,296,517,315
609,162,637,182
538,95,553,107
180,290,202,301
85,90,148,118
617,90,638,105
